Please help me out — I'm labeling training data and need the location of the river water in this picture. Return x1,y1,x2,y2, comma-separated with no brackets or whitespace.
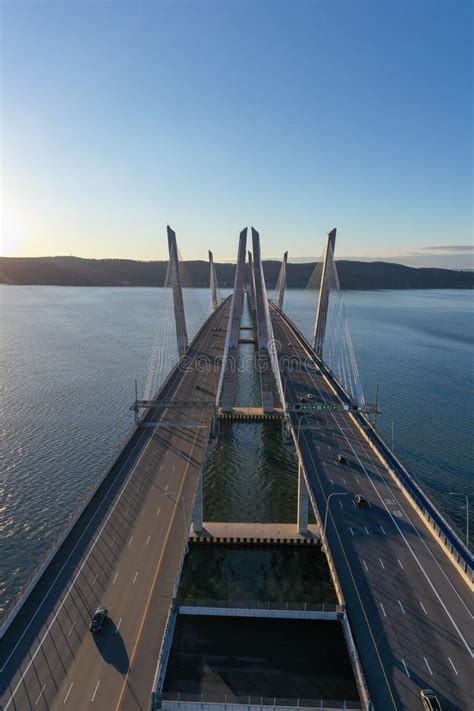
0,286,472,622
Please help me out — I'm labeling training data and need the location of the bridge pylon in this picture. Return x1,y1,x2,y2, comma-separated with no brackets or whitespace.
209,250,218,312
313,228,336,359
167,226,189,358
247,250,256,312
276,251,288,311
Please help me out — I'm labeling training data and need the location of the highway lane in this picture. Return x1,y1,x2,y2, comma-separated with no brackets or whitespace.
271,307,473,711
0,300,230,711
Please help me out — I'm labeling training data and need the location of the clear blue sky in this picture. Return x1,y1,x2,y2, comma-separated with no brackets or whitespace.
1,0,472,267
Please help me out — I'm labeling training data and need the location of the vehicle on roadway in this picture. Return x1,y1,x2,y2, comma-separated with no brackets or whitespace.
354,495,368,508
90,607,108,633
420,689,442,710
337,454,348,465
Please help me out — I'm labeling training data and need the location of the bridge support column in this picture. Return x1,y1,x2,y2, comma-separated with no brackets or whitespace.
167,226,188,358
192,470,204,534
297,462,309,534
313,228,336,359
209,250,218,312
276,251,288,310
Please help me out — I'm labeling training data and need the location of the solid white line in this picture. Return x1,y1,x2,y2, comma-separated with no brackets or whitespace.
35,684,46,705
364,526,370,536
91,680,100,702
63,682,74,704
128,536,134,546
448,657,458,675
67,620,76,637
113,571,118,584
380,602,387,617
424,657,433,675
349,527,355,536
380,525,386,535
398,600,406,615
115,617,122,633
419,600,428,616
402,659,410,678
146,535,151,546
132,571,138,584
362,559,369,571
379,558,385,569
397,559,404,570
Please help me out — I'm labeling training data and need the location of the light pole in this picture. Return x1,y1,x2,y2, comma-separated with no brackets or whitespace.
323,492,348,540
449,492,470,548
297,413,315,440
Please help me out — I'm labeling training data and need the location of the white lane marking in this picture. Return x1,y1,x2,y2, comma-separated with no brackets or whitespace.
91,680,100,702
115,617,122,633
379,558,385,569
159,464,163,472
424,657,433,675
419,600,428,616
364,526,370,536
172,464,175,472
342,477,347,484
380,602,387,617
352,499,356,507
63,682,74,704
448,657,458,675
329,477,334,484
156,507,161,516
67,620,76,637
339,500,343,508
397,559,404,570
132,571,138,584
398,600,406,615
146,535,151,546
128,536,134,546
92,573,97,585
402,659,410,678
349,527,355,536
293,351,474,655
35,684,46,705
113,571,118,584
164,483,169,492
362,559,368,571
356,477,360,485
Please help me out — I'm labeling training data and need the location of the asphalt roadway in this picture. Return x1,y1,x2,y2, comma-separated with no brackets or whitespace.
0,299,230,711
271,305,473,711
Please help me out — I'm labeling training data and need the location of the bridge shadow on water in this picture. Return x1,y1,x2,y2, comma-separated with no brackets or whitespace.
93,617,129,675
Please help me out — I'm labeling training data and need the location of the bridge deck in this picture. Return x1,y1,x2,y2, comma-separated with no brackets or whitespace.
271,304,473,711
0,301,231,711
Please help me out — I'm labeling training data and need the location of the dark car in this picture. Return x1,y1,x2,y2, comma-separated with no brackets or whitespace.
420,690,442,711
90,607,108,633
354,495,368,508
337,454,348,465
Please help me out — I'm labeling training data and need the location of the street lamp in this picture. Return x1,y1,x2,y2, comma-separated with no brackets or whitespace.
323,492,348,540
449,492,470,548
297,413,316,440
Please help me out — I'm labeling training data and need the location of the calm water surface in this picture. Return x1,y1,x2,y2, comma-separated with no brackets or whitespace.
0,286,472,620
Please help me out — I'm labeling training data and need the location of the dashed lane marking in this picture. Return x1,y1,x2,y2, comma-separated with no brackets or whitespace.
64,682,74,704
424,657,433,676
35,684,46,705
448,657,458,675
380,602,387,617
91,681,100,703
398,600,406,615
132,571,138,584
402,660,410,678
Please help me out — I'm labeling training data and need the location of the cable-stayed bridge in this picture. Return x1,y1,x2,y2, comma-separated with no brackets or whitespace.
0,227,472,711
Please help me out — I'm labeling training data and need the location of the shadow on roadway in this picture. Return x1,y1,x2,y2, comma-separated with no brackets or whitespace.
92,617,130,675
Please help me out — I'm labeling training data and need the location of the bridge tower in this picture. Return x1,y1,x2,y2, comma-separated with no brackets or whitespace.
167,226,189,358
209,250,218,312
276,251,288,310
313,228,336,359
247,250,256,312
216,228,248,411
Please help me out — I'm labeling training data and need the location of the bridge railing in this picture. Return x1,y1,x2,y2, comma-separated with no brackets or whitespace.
272,303,473,584
160,693,362,710
176,599,343,613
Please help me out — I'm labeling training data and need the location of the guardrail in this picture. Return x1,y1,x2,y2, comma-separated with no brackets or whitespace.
273,303,473,586
1,298,231,639
177,599,342,613
160,692,362,710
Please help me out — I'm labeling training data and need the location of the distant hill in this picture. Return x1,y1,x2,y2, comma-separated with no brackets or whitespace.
0,255,472,290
